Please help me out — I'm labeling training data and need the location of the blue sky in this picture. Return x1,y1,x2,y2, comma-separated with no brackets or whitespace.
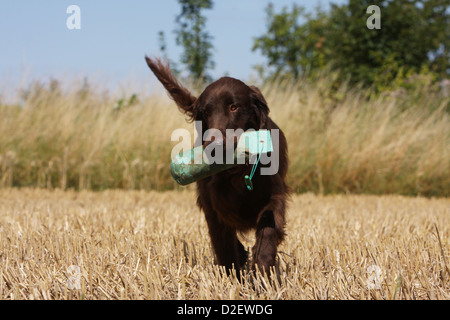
0,0,344,91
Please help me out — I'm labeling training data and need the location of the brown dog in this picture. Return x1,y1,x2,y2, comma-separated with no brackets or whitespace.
145,57,289,276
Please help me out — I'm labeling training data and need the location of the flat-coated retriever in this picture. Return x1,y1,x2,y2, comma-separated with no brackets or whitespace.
145,57,289,276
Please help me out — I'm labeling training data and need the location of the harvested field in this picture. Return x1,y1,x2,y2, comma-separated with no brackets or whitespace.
0,188,448,300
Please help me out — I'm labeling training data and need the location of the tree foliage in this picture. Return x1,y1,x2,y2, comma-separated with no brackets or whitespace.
253,3,330,79
174,0,215,84
253,0,449,88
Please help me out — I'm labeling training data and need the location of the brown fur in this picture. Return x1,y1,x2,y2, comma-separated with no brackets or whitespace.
145,57,289,276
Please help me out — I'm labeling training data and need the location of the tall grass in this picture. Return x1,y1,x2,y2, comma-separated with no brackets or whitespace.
0,74,448,196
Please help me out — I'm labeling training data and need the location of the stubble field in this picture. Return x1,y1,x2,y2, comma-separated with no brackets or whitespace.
0,188,448,300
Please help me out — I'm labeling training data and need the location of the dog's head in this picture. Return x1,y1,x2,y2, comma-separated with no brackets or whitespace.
146,57,269,150
193,77,269,149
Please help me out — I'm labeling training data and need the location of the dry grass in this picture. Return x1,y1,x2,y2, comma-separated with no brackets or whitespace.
1,75,448,196
0,188,448,300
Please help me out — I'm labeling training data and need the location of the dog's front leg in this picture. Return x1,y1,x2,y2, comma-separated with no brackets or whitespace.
252,194,286,276
203,207,247,276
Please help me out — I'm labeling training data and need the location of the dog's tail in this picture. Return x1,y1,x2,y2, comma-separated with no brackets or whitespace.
145,56,197,119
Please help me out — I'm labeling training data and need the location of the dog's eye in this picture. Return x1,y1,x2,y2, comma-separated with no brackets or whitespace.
230,104,239,112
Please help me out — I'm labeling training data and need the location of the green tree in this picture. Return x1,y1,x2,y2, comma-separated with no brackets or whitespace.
327,0,449,86
253,3,330,79
253,0,449,87
174,0,215,84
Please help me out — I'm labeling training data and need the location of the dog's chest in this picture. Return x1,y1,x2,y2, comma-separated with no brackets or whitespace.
207,175,267,230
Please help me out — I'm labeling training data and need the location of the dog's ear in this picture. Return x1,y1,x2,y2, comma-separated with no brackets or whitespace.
249,86,269,129
145,56,197,119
